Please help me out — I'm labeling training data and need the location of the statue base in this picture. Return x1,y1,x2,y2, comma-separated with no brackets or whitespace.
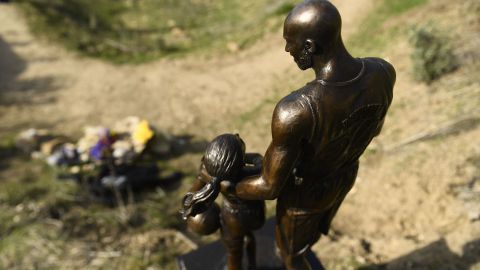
176,218,324,270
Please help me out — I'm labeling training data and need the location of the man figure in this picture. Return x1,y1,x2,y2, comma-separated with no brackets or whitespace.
203,1,395,269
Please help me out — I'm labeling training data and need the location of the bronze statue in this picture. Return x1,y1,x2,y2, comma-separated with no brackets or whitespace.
182,134,265,270
195,1,395,269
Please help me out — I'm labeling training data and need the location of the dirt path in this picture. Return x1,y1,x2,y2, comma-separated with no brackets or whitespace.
2,0,479,269
0,0,373,148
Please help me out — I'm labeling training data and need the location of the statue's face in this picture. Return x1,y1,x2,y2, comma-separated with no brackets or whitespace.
283,24,313,70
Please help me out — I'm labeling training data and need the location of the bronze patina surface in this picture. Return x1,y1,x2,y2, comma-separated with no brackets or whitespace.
223,1,394,269
188,1,395,269
182,134,265,270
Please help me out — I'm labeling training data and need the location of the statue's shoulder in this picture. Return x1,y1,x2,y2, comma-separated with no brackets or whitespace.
272,87,312,129
363,57,396,84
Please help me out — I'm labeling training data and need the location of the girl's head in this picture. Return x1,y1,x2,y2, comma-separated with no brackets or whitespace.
203,134,245,181
180,134,245,219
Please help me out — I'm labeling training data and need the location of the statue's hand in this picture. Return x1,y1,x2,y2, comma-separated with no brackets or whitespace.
243,153,263,176
245,153,263,167
220,180,236,195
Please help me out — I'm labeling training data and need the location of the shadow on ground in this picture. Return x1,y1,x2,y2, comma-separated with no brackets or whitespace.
160,134,209,160
359,238,480,270
0,35,60,107
0,143,17,172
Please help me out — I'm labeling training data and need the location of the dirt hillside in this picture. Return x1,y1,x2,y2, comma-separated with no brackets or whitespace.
1,0,479,269
0,0,372,149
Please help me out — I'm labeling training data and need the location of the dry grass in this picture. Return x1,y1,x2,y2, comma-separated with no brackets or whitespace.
0,0,479,269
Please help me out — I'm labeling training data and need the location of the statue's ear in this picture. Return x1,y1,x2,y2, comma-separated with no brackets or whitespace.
304,39,316,54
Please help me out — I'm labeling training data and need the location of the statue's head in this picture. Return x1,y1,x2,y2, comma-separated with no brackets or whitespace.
283,0,342,70
203,133,245,181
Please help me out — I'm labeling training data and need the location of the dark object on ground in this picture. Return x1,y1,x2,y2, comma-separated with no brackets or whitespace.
83,163,182,204
177,218,324,270
359,238,480,270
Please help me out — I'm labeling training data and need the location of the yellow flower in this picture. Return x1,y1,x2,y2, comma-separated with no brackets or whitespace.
132,120,154,145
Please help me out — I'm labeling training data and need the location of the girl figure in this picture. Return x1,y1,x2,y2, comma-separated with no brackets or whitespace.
181,134,265,270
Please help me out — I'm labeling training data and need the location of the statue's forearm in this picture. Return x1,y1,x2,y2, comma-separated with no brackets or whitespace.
235,175,279,200
235,143,295,200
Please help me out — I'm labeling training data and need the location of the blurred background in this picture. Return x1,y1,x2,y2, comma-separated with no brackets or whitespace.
0,0,479,269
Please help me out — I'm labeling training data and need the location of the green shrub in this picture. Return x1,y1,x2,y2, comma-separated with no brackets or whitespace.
17,0,296,63
347,0,428,56
409,24,457,83
272,2,296,15
18,0,128,59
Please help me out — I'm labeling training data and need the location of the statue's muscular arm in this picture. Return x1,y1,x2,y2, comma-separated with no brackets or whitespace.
232,95,312,200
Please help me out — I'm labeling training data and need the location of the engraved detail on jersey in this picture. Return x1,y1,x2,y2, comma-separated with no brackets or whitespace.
321,104,384,171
